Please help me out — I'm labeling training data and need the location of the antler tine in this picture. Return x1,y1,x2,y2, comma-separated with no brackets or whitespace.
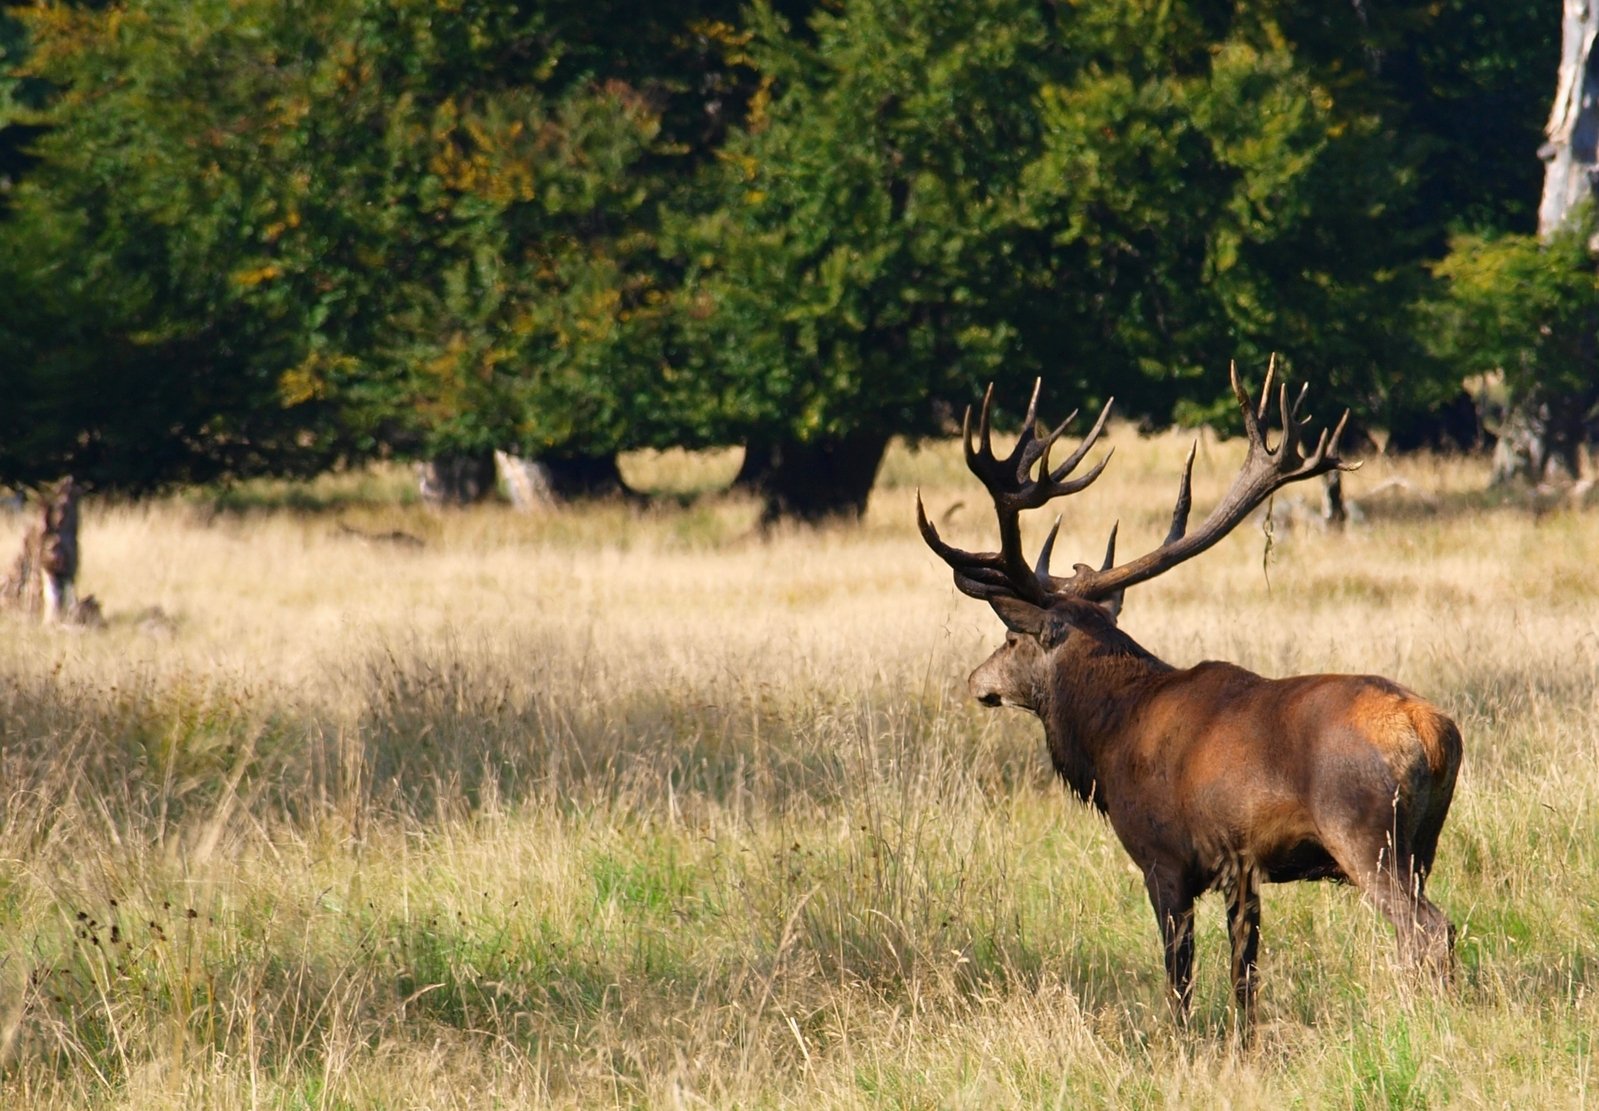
1052,444,1115,497
1056,361,1350,605
1307,427,1331,469
1035,515,1063,580
1047,397,1114,486
1098,520,1125,619
1257,352,1278,422
916,491,955,558
1035,510,1119,589
1230,361,1264,451
1325,409,1359,470
1032,407,1079,489
1166,441,1196,545
1021,377,1043,439
1100,520,1119,570
998,378,1045,487
1277,382,1300,460
981,382,1000,459
962,384,996,470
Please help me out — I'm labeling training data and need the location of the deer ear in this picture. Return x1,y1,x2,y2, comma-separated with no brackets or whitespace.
989,595,1045,636
1039,609,1073,650
1101,588,1125,624
991,596,1074,650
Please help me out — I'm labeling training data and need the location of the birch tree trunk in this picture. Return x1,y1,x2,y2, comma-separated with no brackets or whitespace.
1538,1,1599,239
1499,0,1599,486
491,450,635,511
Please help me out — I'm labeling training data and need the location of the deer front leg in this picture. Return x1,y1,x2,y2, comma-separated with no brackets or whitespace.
1147,874,1196,1026
1225,861,1261,1041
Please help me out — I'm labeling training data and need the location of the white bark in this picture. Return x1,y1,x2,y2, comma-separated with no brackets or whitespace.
493,449,559,512
1539,0,1599,239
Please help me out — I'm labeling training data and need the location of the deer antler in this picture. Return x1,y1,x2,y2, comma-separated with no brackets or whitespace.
1049,359,1353,603
920,360,1354,611
917,379,1113,605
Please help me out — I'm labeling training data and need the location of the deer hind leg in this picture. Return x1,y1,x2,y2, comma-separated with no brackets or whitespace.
1146,873,1197,1026
1329,831,1454,982
1225,859,1262,1039
1365,867,1454,981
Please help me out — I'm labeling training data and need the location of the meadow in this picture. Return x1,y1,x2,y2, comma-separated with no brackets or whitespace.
1,425,1596,1109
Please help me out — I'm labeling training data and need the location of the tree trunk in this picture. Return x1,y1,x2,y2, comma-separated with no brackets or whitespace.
1385,391,1490,455
755,430,892,525
1321,471,1347,531
1491,395,1593,485
1539,2,1599,240
731,438,778,494
492,450,635,510
1517,1,1599,488
416,453,497,507
542,453,632,500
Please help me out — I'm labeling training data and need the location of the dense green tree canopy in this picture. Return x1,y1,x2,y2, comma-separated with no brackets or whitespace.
1428,210,1599,404
0,0,1564,510
682,0,1050,437
1,0,746,488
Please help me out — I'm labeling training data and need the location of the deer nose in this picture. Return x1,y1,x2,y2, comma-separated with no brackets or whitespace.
969,669,1004,707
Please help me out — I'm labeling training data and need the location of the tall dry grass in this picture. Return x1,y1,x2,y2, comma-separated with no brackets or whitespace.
1,427,1596,1108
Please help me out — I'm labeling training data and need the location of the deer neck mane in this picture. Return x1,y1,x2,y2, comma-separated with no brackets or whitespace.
1038,606,1172,810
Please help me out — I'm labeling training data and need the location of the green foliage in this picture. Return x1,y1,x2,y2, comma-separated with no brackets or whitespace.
0,0,1563,494
0,6,46,201
1426,212,1599,402
1015,4,1444,425
3,0,376,487
679,0,1050,444
683,0,1521,448
0,0,743,489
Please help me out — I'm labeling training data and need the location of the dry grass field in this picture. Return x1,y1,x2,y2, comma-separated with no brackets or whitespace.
1,425,1597,1108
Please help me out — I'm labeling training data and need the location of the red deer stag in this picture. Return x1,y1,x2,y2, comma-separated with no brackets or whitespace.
918,366,1461,1033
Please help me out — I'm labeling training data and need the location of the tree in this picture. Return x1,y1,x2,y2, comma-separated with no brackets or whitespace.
2,0,380,490
682,0,1055,521
1,1,750,494
1538,0,1599,239
1428,215,1598,481
1425,0,1598,484
2,0,1563,502
688,0,1492,526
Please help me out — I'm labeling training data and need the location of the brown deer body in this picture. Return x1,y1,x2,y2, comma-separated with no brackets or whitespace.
920,366,1461,1033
